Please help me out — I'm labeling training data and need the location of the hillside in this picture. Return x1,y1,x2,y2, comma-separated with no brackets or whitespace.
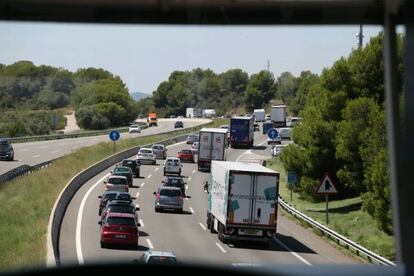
130,92,149,101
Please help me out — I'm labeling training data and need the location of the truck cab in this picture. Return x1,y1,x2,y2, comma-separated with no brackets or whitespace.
148,113,158,127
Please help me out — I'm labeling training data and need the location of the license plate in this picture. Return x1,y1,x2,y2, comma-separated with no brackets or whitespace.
239,229,262,236
115,235,126,239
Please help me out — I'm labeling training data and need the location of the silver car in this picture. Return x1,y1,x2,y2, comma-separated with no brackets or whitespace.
139,251,178,264
186,134,199,144
151,144,167,159
104,175,129,192
154,186,183,213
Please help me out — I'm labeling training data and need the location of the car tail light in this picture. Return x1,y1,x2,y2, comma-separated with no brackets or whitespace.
125,185,129,192
104,184,108,191
102,225,109,235
156,193,161,200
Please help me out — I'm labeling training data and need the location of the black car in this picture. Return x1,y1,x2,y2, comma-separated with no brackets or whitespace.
120,159,140,178
98,191,132,215
174,121,184,128
112,166,134,187
0,138,14,161
162,176,186,195
100,200,139,221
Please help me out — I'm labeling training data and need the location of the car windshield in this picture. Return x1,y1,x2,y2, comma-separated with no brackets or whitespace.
106,217,135,226
159,189,181,197
147,256,177,264
108,178,126,185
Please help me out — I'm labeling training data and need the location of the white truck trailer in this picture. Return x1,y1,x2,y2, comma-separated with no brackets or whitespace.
271,105,287,127
206,161,280,244
186,108,194,118
197,128,228,172
253,109,265,122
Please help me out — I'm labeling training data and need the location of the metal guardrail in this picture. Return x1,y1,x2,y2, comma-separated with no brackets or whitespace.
0,159,56,184
277,197,395,266
8,123,148,143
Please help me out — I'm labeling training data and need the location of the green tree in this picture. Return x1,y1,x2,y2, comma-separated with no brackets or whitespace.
245,70,277,111
276,72,298,103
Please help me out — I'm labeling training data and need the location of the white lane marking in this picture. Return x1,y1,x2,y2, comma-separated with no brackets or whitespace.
146,239,154,249
235,150,251,162
52,150,60,154
189,207,194,214
19,149,29,152
139,219,144,227
192,169,195,174
33,154,41,158
147,174,152,179
188,177,192,182
216,242,227,253
185,184,188,190
199,223,206,231
141,182,145,187
273,236,312,266
76,172,110,264
155,167,159,171
135,192,140,198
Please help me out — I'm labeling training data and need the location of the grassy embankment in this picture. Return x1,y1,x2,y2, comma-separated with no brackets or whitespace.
0,118,228,271
267,158,395,261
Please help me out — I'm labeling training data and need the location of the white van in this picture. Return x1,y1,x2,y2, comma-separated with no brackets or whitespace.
163,157,182,176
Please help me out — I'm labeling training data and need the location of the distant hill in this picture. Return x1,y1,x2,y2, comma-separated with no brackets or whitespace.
130,92,150,101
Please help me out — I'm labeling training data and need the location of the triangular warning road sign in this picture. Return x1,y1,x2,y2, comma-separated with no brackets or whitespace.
316,174,338,194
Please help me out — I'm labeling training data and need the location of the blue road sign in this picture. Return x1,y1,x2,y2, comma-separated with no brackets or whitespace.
267,128,278,139
287,171,298,185
109,130,120,141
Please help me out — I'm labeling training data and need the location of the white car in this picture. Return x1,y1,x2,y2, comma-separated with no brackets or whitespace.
278,127,291,140
163,157,182,176
191,142,199,154
129,124,141,133
137,148,156,165
271,144,286,157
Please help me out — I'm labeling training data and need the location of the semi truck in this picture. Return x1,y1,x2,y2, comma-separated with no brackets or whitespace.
197,128,228,172
229,116,254,148
206,161,280,244
253,109,265,122
147,113,158,127
271,105,287,127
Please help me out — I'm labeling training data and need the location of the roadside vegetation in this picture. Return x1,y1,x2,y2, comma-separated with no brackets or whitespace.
268,159,395,260
0,118,227,271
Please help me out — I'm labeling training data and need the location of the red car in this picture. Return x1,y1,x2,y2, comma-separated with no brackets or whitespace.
177,149,195,162
100,212,140,248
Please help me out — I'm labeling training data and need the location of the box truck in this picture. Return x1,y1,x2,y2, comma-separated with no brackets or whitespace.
253,109,265,122
147,113,158,127
206,161,279,244
271,105,287,127
197,128,228,172
229,116,254,148
186,108,194,118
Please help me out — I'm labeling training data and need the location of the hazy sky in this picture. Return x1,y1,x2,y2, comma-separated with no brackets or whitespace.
0,22,383,94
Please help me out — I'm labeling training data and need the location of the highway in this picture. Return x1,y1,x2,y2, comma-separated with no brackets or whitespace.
0,118,210,175
59,127,358,268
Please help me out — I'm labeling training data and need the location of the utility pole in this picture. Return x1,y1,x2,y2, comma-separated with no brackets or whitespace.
357,24,364,49
266,60,270,72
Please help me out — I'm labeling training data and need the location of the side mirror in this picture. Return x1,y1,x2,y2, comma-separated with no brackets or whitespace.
98,221,102,225
98,196,102,199
110,171,113,174
103,181,107,184
153,192,156,195
131,197,136,200
137,223,141,227
135,207,140,211
161,181,165,183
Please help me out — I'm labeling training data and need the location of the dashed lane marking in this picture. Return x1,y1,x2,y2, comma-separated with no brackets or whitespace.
189,207,194,214
146,239,154,249
199,223,206,231
273,236,312,266
141,182,145,187
216,242,226,253
147,174,152,179
139,219,144,227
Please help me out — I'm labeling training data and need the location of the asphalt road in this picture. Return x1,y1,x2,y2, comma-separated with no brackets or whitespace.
59,125,358,269
0,118,210,175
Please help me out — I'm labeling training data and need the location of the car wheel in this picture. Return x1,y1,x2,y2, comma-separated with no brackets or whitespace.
179,208,183,213
155,208,159,213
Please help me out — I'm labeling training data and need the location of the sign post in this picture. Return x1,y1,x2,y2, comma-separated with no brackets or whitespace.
287,171,298,202
267,128,278,156
315,174,338,225
109,130,120,154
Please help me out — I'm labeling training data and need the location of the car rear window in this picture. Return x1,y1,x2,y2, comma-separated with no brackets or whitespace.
130,125,139,128
107,205,134,213
114,167,130,173
181,149,192,154
147,256,177,264
103,193,118,201
152,145,163,150
108,178,127,185
159,189,181,197
140,149,152,154
116,193,131,201
106,217,135,226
